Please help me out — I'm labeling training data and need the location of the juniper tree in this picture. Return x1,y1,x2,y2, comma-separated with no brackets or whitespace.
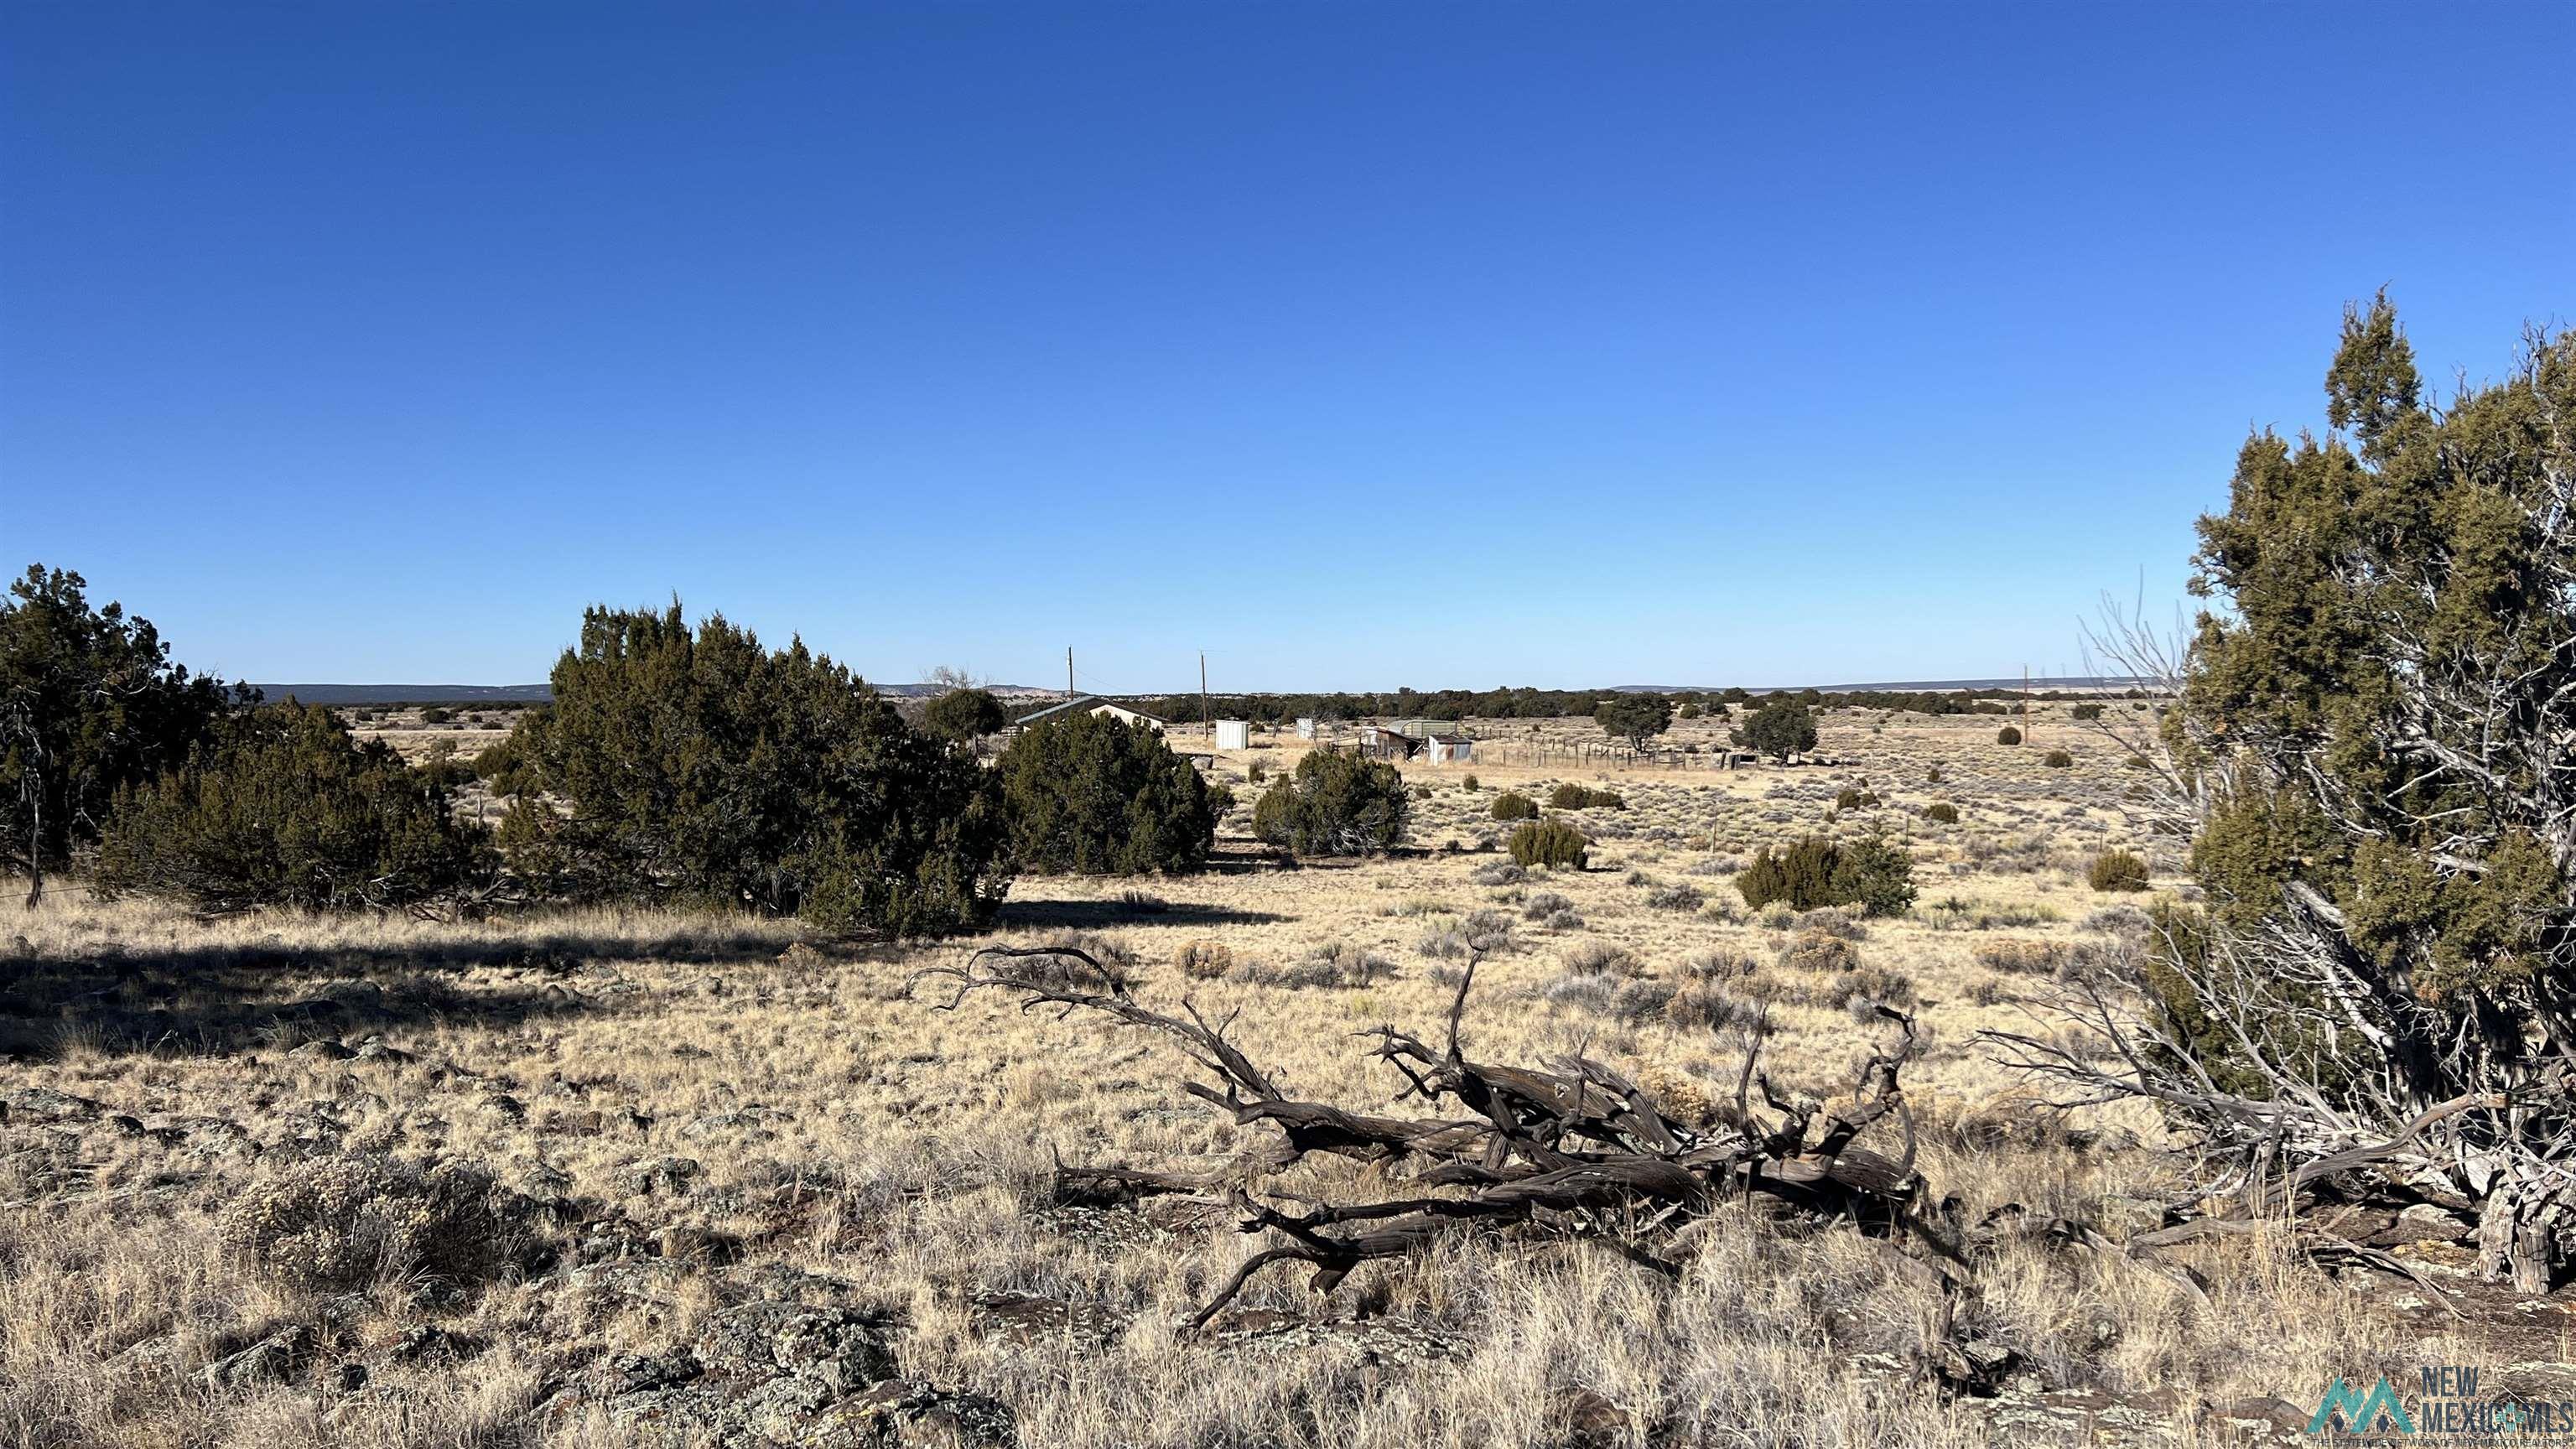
0,565,247,903
2000,296,2576,1288
496,603,1010,936
96,700,489,912
997,712,1217,874
1593,693,1673,751
922,687,1008,743
1741,697,1817,762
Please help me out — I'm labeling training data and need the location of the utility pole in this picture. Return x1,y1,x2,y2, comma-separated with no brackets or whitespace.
1067,647,1074,701
1200,652,1210,738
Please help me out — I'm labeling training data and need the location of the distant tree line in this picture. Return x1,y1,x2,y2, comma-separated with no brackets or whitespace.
1125,683,2124,726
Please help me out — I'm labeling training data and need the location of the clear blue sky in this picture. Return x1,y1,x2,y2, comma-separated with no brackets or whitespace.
5,4,2569,693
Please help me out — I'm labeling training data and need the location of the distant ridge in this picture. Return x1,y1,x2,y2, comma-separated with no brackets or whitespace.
1607,677,2151,694
253,681,1051,704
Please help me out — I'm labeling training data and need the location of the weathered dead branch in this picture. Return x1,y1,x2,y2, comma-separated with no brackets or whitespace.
915,945,1990,1332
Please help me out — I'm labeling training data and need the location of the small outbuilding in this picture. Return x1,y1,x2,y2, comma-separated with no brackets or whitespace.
1426,733,1473,765
1214,719,1250,750
1357,725,1423,761
1295,717,1317,740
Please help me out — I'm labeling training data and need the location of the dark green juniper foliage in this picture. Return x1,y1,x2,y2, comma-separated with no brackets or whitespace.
496,604,1010,937
96,701,488,912
1508,818,1589,870
2170,298,2576,1021
996,713,1218,875
0,565,248,902
1736,833,1914,917
1250,746,1409,855
1593,693,1674,751
922,688,1009,744
2038,298,2576,1280
1741,697,1818,762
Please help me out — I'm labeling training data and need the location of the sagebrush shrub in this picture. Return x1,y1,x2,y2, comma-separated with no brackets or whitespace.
1176,940,1233,979
217,1156,524,1291
1924,802,1960,824
1974,938,2069,974
1777,929,1861,974
1253,941,1396,989
1665,980,1747,1031
2042,750,2073,768
1645,882,1705,911
2088,849,2152,892
1561,940,1641,977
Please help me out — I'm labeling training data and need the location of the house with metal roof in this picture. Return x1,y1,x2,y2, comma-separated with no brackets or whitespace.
1009,695,1169,733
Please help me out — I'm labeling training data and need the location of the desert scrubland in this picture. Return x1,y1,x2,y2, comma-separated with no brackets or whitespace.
8,705,2567,1449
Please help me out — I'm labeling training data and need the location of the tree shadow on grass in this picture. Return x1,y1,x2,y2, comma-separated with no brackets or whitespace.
0,921,794,1062
992,899,1288,931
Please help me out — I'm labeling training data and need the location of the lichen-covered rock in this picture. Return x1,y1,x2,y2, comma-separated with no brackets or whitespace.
200,1325,315,1390
695,1301,896,1397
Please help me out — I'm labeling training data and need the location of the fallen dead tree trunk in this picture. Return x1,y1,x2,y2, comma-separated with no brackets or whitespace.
916,943,1971,1330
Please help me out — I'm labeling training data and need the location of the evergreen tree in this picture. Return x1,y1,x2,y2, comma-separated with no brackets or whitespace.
1250,747,1408,855
96,700,487,912
997,713,1218,874
1742,697,1818,762
2023,297,2576,1285
497,603,1010,936
1594,693,1674,750
923,687,1009,743
0,565,247,902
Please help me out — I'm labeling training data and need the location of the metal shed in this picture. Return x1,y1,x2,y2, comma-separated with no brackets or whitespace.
1214,719,1250,750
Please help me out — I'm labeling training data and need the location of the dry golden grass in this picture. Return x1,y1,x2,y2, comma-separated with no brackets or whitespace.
3,707,2553,1448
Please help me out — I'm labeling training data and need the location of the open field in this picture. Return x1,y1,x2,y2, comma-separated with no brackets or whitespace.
6,708,2572,1448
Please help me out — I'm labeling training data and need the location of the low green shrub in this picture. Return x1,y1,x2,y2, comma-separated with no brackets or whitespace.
1491,791,1539,822
1509,818,1589,870
2088,849,2152,892
1736,833,1915,917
